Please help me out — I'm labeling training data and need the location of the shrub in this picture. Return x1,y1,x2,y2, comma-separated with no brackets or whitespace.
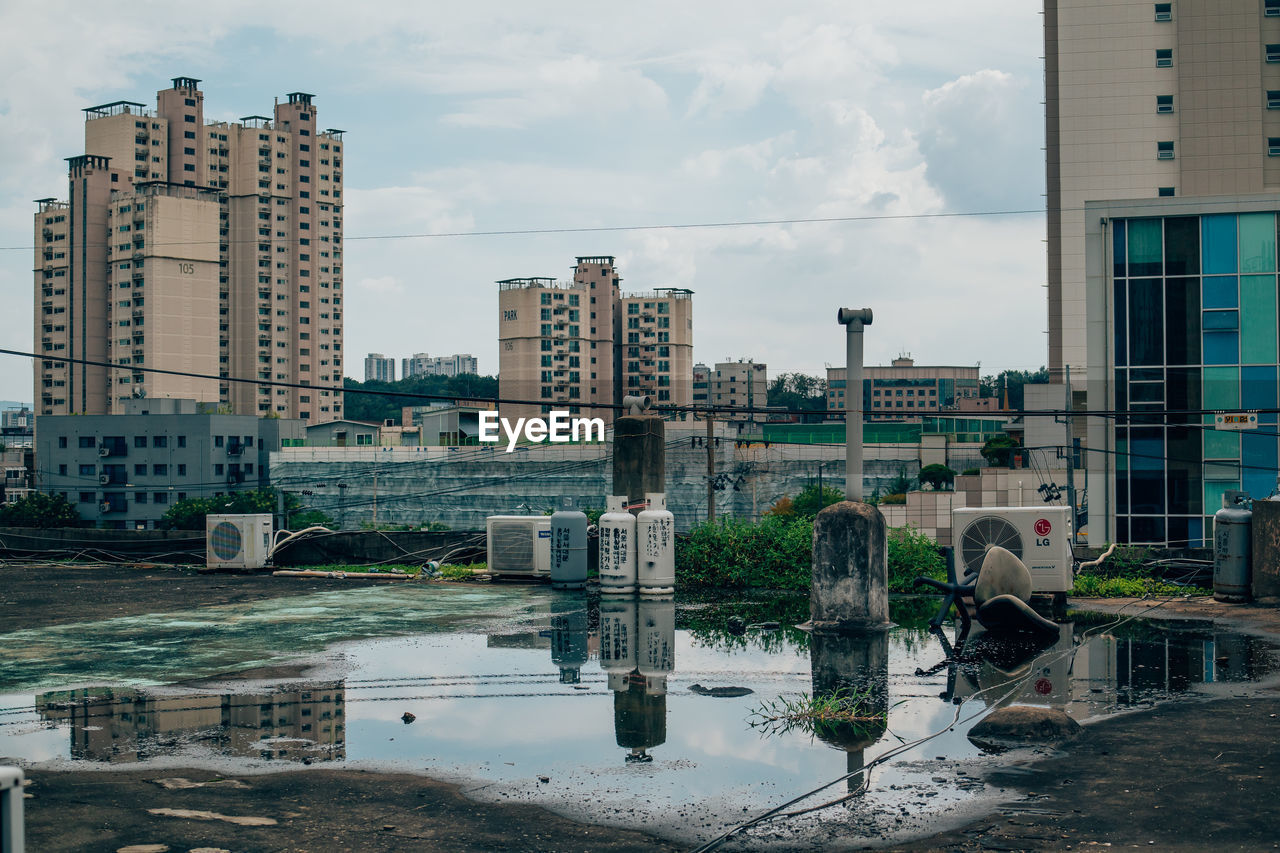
0,492,81,528
887,525,945,592
676,515,813,590
918,464,956,491
879,493,906,505
791,484,845,518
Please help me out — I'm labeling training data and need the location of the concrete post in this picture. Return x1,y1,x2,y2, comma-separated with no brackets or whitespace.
810,501,889,629
1252,498,1280,602
837,308,872,500
809,629,889,790
612,415,665,513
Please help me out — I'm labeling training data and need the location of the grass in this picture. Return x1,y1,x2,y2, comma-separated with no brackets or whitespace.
1071,573,1210,597
280,562,489,581
749,686,887,740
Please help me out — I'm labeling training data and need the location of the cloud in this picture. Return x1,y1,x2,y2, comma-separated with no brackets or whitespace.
355,276,405,294
918,69,1043,210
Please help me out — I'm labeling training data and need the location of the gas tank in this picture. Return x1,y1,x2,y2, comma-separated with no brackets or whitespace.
1214,491,1252,602
549,497,588,590
599,495,638,593
637,492,675,595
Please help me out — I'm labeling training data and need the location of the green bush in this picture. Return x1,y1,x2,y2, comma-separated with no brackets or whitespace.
0,492,81,528
918,464,956,490
791,484,845,517
1072,574,1209,597
676,515,813,590
887,525,945,592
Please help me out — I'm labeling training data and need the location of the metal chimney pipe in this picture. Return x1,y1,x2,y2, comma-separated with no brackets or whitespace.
837,308,873,501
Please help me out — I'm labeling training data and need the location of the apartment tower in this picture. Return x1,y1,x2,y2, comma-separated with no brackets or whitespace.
35,78,345,421
1046,0,1280,383
497,256,692,423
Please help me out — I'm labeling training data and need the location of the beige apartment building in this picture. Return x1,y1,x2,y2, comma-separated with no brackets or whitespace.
827,357,979,420
497,256,692,423
1046,0,1280,383
35,77,345,421
701,359,768,420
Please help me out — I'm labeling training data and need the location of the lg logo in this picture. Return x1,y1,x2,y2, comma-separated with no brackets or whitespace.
1034,517,1052,546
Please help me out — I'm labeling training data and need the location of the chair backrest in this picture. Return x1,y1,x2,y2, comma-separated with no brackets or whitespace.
973,545,1033,606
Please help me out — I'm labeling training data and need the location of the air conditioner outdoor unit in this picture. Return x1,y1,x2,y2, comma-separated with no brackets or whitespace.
952,506,1074,594
486,515,551,578
206,513,273,571
98,474,110,485
98,445,110,457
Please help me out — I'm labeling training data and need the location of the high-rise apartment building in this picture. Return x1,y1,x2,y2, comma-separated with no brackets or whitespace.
497,257,692,423
364,353,395,383
1046,0,1280,382
402,352,479,379
34,78,345,422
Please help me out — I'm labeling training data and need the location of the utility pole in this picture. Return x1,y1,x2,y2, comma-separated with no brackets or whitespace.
837,308,873,501
337,482,348,530
372,472,378,530
706,413,715,521
1064,365,1076,544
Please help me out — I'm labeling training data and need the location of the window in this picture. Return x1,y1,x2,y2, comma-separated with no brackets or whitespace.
1156,48,1173,67
1269,91,1280,110
177,464,186,476
152,435,167,448
134,464,147,476
1268,44,1280,63
154,492,168,505
215,435,224,447
59,436,68,448
79,492,94,503
79,464,95,476
59,464,68,475
153,464,167,476
1154,2,1171,20
177,435,186,448
134,436,147,448
1156,95,1173,114
1158,187,1175,197
135,491,147,504
1157,140,1175,159
1268,0,1280,16
214,464,224,475
1270,138,1280,157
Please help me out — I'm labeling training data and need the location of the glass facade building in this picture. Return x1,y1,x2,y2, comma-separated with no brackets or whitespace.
1088,198,1280,546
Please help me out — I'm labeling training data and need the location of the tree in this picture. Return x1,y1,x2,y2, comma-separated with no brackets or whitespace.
343,374,499,424
918,463,956,491
790,483,845,517
158,488,333,531
980,435,1021,468
766,373,827,422
0,492,81,528
979,367,1050,410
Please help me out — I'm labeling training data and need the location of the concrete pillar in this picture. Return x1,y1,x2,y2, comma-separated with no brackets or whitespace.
612,415,664,512
810,501,889,629
1252,498,1280,602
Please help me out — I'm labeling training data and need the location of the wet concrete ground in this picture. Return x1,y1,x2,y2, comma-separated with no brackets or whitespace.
4,563,1280,851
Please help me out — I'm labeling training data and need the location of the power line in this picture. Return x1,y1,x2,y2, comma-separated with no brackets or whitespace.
9,348,1280,421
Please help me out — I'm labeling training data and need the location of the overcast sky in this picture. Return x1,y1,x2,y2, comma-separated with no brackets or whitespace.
0,0,1046,403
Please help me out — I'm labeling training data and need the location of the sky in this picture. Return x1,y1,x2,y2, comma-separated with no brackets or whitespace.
0,0,1047,403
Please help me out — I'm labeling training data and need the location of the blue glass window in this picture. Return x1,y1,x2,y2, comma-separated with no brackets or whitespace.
1113,219,1127,278
1202,331,1239,365
1202,276,1238,309
1201,215,1238,274
1202,310,1239,330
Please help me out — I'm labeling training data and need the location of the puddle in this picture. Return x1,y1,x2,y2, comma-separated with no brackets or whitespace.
1,589,1277,849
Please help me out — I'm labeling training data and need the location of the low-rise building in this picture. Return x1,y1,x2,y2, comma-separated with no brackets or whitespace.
402,353,479,379
34,398,303,529
708,360,768,419
827,357,979,421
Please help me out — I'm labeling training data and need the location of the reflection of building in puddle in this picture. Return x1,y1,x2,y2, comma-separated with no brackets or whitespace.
600,596,674,763
809,629,889,790
36,682,346,763
943,619,1277,719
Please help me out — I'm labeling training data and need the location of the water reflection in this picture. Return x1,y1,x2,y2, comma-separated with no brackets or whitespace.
921,614,1277,719
808,629,889,790
35,683,346,763
599,596,675,763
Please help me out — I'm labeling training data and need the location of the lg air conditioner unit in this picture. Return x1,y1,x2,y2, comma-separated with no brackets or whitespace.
206,513,273,571
952,506,1074,594
485,515,551,578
